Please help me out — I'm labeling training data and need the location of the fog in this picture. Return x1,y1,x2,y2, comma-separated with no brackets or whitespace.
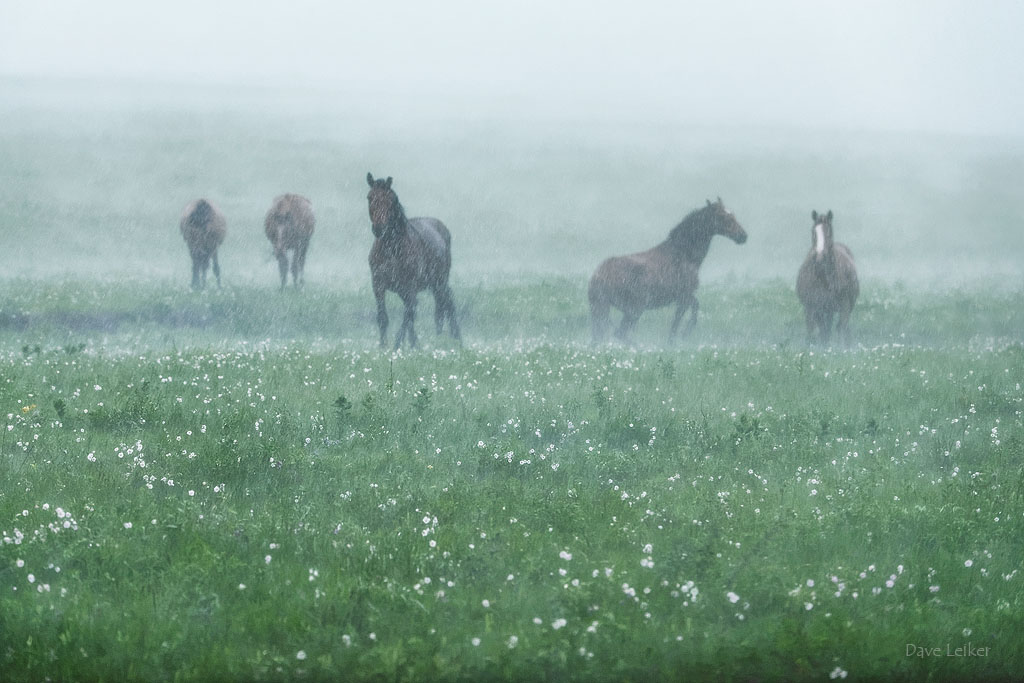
3,8,1022,679
3,0,1024,136
1,1,1023,293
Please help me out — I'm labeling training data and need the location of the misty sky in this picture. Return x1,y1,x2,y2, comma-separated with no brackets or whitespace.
3,0,1023,136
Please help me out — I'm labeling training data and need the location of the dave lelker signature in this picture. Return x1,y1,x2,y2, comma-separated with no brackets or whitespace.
906,642,991,658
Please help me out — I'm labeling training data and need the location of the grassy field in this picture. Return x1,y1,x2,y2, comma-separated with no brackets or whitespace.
1,82,1023,681
0,279,1022,682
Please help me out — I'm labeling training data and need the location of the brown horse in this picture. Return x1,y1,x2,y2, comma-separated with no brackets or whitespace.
366,173,460,350
180,198,226,289
796,210,859,345
264,194,315,289
589,198,747,343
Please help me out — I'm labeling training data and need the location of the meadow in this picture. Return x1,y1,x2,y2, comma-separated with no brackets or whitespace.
0,81,1023,681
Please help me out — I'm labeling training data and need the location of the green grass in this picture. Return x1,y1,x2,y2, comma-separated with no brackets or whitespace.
1,83,1022,680
0,279,1022,682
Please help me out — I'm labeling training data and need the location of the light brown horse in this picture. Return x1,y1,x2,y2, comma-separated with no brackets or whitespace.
589,198,747,343
264,194,315,289
180,198,226,289
796,210,859,345
366,173,460,350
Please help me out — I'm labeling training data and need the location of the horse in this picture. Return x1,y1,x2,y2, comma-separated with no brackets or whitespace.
179,198,226,289
264,194,315,289
588,198,747,343
366,172,461,350
796,209,859,345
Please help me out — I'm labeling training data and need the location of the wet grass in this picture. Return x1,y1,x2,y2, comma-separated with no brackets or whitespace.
0,276,1021,350
0,279,1022,681
1,85,1022,679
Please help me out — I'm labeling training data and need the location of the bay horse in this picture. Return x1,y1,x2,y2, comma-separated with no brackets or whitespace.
589,198,747,343
796,210,859,345
180,198,226,289
264,194,315,289
366,172,461,350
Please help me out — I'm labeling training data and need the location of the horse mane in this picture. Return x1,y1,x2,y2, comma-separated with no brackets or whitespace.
668,204,712,239
389,195,408,228
663,204,717,258
377,185,409,234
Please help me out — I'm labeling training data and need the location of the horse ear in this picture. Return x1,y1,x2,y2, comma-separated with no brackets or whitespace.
366,172,375,187
812,210,819,222
717,196,722,205
706,199,712,207
385,177,393,188
826,210,833,222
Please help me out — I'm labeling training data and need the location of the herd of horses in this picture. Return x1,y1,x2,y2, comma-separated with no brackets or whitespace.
181,174,859,349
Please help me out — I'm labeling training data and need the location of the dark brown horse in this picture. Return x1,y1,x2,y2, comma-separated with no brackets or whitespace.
180,198,226,289
264,194,315,289
366,173,460,350
589,198,747,343
796,210,859,345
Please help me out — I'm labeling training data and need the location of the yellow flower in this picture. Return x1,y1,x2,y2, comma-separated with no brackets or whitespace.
21,404,36,414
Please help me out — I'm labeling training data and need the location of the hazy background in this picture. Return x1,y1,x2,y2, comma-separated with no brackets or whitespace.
4,0,1024,135
1,0,1022,289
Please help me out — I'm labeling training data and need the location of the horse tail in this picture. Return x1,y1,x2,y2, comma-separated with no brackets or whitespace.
293,195,316,240
192,198,213,225
437,222,452,249
426,220,453,260
438,223,452,274
835,243,859,303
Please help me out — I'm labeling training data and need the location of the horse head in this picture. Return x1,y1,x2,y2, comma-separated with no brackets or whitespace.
810,210,835,263
366,172,401,238
705,197,748,244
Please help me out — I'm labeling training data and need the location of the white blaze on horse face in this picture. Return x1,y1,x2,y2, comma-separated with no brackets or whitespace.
814,223,826,257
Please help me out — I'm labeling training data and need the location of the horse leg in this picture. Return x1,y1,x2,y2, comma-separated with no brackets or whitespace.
589,291,611,343
374,283,389,348
191,257,201,290
615,310,640,342
433,284,461,341
201,253,213,289
670,296,698,341
837,300,854,347
295,241,309,288
683,298,700,337
446,287,462,341
433,287,445,335
819,311,834,345
803,308,817,344
212,251,221,288
669,301,687,342
276,250,289,291
395,292,418,350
